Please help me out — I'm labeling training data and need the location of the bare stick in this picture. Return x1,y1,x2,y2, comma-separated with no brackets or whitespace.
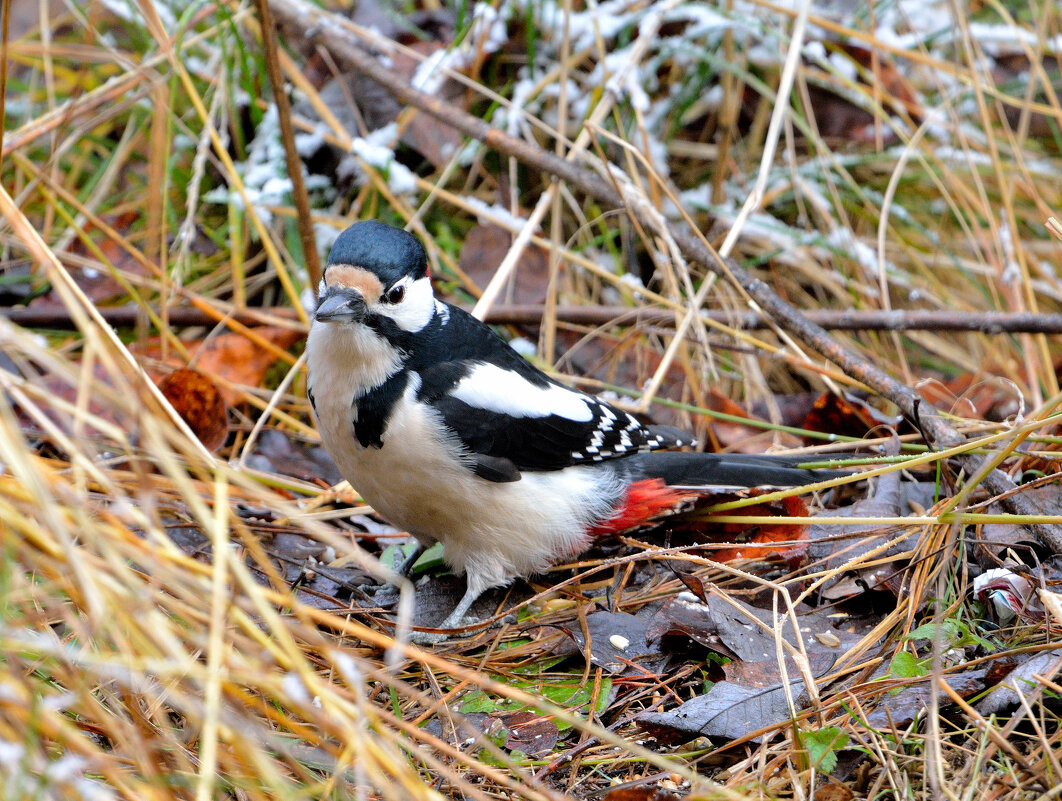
11,304,1062,335
253,0,322,290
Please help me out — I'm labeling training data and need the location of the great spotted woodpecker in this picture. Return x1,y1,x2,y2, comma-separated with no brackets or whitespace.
306,221,841,641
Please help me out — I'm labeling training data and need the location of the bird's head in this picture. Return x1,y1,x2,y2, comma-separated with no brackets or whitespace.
313,221,436,333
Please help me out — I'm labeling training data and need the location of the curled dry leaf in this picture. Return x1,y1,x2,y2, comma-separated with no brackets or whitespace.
689,491,811,562
801,392,877,445
157,367,228,452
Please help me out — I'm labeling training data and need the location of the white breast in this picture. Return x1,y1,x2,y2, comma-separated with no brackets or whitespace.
306,323,622,595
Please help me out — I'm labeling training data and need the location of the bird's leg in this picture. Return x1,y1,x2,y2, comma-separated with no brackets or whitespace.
409,581,484,645
356,542,426,600
394,542,426,578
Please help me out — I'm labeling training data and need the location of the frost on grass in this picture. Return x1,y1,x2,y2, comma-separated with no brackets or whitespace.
204,105,290,224
462,197,529,231
413,2,511,94
342,122,419,197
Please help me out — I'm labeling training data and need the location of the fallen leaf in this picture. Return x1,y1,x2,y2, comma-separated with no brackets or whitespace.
667,489,811,563
157,368,228,452
814,779,855,801
192,327,303,406
976,650,1062,716
866,669,989,729
807,439,919,600
557,611,663,675
459,223,551,303
723,653,834,688
981,485,1062,561
702,389,800,453
32,211,151,306
801,392,876,445
639,676,808,742
132,326,303,407
411,575,530,635
499,711,559,756
709,493,810,562
421,712,492,749
646,590,851,666
839,44,923,121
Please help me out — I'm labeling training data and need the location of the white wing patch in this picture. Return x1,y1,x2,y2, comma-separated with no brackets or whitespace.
451,363,593,422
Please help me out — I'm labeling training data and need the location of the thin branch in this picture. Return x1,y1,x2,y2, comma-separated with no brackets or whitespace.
11,304,1062,335
253,0,322,290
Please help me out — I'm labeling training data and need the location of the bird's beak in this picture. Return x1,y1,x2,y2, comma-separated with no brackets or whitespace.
314,290,366,323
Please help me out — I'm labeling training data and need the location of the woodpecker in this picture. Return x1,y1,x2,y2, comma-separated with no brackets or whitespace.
306,221,841,641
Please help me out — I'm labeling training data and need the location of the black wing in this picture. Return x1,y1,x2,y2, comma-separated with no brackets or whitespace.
416,356,690,480
399,301,691,481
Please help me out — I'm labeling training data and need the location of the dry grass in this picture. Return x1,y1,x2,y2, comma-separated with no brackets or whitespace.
2,0,1062,798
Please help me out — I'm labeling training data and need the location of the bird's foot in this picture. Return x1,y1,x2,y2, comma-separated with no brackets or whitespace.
408,627,458,646
406,582,485,645
393,542,426,578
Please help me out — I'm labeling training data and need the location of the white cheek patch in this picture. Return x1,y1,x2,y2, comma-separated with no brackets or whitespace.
378,276,435,332
452,363,593,422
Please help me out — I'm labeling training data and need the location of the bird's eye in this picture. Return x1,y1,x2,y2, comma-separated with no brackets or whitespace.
385,284,405,304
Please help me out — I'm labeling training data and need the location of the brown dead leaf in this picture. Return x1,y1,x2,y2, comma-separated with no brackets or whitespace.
157,368,228,452
498,711,559,756
193,327,303,405
797,45,922,144
392,41,466,167
459,223,551,302
32,211,152,306
815,780,855,801
703,389,800,453
602,788,682,801
841,44,923,122
802,392,876,445
709,493,810,563
134,326,303,407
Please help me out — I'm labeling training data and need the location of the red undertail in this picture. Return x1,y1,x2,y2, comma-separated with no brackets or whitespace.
587,479,697,538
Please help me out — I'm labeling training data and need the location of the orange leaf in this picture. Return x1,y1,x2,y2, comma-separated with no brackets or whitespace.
712,494,810,562
134,326,303,407
192,327,303,405
157,368,228,452
801,392,875,444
